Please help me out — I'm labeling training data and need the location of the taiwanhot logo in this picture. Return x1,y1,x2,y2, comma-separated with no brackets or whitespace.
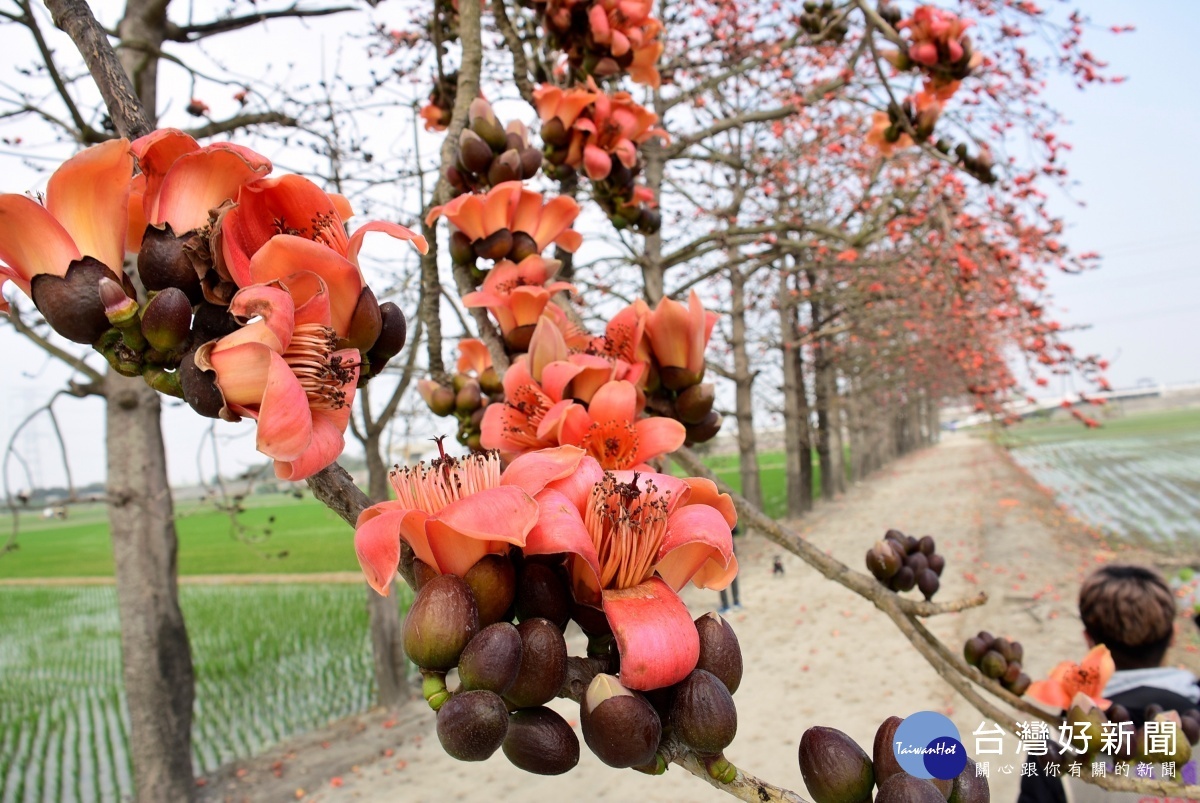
892,711,968,781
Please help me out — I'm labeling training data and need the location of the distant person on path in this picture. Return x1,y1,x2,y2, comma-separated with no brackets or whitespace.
1018,564,1200,803
719,524,742,613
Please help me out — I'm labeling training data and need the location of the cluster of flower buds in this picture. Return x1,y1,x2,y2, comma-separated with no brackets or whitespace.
447,99,545,195
962,631,1031,696
419,340,503,450
798,0,850,42
798,719,990,803
0,132,425,481
865,529,944,600
535,80,663,234
528,0,664,88
353,446,741,775
947,141,997,184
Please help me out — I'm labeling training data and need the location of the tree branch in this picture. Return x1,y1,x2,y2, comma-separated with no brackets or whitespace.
183,111,297,139
43,0,152,138
164,5,356,42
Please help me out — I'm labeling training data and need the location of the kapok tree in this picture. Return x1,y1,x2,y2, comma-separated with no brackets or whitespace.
4,1,1194,802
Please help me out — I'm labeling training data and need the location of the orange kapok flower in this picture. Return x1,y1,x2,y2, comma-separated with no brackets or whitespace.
554,380,685,470
353,446,584,595
195,281,360,481
461,255,575,345
0,138,132,317
426,181,583,254
523,456,738,689
129,128,271,249
1027,644,1116,710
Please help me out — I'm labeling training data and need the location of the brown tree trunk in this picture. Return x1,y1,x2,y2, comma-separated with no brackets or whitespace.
729,264,762,508
640,135,666,304
779,267,812,516
364,430,407,709
105,374,195,803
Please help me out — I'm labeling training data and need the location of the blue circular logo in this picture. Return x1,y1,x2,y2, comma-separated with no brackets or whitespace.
892,712,968,780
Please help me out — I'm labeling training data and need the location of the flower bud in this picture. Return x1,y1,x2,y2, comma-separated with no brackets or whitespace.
487,150,523,186
179,349,225,419
581,674,662,769
519,147,544,180
459,129,494,175
342,287,383,353
515,562,570,629
866,540,902,581
472,112,508,153
479,366,503,396
458,622,523,695
671,669,737,756
675,383,715,425
694,612,743,694
463,552,517,626
436,689,509,761
99,276,138,324
503,618,567,709
507,231,540,262
502,707,579,775
419,380,456,417
949,758,990,803
140,288,193,354
455,380,482,414
872,716,905,787
798,726,875,803
540,117,570,148
449,230,476,265
979,650,1007,679
402,573,480,670
684,411,722,445
917,567,940,600
474,228,513,262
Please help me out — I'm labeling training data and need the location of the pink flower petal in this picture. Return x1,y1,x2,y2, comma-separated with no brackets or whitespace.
46,138,132,275
155,145,271,234
501,446,586,496
655,504,734,592
253,351,315,463
525,488,602,601
346,220,428,266
0,195,80,292
632,416,686,465
246,235,363,336
354,503,405,595
274,408,346,481
587,380,638,424
602,577,700,690
228,284,297,350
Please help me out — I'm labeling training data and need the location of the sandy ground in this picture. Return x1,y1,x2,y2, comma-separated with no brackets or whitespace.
198,432,1200,803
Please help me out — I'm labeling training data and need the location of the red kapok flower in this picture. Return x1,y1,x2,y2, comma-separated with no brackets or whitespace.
353,446,584,594
461,255,575,344
426,181,583,254
523,457,738,689
129,129,271,249
0,138,132,315
1027,644,1115,710
195,281,360,481
554,380,685,470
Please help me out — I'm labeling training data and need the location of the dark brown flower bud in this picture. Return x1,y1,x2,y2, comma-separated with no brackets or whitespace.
694,612,743,694
503,618,567,709
458,622,523,695
671,669,737,755
582,675,662,768
474,229,513,262
459,129,494,175
341,287,383,354
502,707,579,775
436,689,509,761
675,383,715,425
141,288,193,354
463,553,516,626
402,573,479,670
798,726,875,803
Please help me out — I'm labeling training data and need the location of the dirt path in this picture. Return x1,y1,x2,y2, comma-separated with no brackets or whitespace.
193,433,1198,803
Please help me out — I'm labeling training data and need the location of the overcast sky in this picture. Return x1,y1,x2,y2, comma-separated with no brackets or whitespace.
0,0,1196,491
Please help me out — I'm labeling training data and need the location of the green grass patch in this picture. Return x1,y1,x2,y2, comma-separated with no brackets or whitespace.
1,494,361,579
0,583,411,800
